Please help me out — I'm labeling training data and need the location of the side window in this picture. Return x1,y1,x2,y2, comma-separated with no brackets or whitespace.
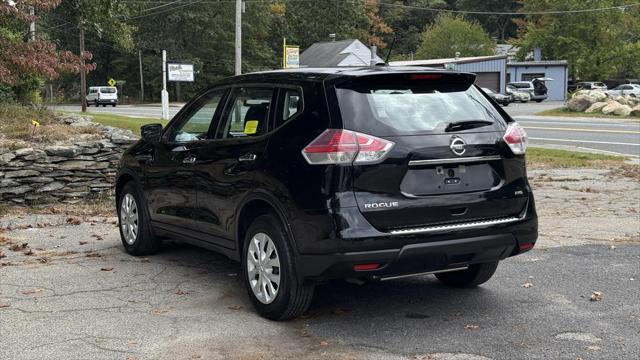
219,87,274,139
170,90,225,142
282,88,302,122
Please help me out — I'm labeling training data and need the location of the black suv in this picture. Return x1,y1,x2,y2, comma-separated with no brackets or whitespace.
115,67,538,320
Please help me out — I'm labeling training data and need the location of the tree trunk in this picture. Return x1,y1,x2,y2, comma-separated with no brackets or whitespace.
79,28,86,113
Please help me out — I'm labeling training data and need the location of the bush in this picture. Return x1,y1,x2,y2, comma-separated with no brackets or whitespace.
0,85,15,103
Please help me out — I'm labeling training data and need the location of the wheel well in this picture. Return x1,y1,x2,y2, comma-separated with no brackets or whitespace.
237,199,281,254
115,174,135,203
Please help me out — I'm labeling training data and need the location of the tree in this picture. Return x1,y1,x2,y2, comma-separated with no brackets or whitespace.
454,0,521,41
415,13,495,59
0,0,85,102
513,0,640,80
378,0,448,59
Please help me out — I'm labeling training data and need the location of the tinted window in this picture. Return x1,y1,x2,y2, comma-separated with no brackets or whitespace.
219,87,274,139
170,90,225,142
509,82,531,89
100,87,116,93
336,78,505,136
282,89,302,121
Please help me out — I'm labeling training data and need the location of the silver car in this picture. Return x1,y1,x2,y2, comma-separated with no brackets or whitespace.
606,84,640,97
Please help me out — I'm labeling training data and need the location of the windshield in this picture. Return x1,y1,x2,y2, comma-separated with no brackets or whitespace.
336,79,506,136
100,87,117,93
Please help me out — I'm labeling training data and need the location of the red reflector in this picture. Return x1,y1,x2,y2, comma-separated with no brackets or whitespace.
353,263,380,271
519,243,534,252
410,74,442,80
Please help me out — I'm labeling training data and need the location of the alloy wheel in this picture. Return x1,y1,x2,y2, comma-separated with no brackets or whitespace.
246,232,281,304
120,193,139,245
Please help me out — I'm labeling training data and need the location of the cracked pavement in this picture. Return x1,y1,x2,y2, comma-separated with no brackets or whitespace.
1,169,639,360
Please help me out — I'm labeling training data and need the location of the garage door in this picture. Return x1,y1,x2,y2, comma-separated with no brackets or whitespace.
474,72,500,92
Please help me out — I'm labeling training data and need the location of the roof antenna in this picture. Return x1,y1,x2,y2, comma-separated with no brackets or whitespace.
384,35,397,65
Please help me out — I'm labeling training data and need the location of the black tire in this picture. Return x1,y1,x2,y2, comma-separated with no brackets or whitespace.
117,182,160,256
112,104,116,107
535,100,543,103
102,104,106,107
242,214,314,320
502,103,509,107
435,261,499,288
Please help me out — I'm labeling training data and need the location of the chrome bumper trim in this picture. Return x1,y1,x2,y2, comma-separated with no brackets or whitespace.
389,216,521,235
408,156,501,166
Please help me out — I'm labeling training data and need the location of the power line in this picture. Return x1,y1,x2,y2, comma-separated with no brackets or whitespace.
375,1,640,15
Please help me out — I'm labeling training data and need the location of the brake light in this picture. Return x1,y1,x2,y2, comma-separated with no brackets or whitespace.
503,122,528,155
302,129,394,165
410,74,442,80
353,263,380,271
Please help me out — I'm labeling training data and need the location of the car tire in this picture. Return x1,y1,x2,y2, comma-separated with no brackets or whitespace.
503,103,509,107
102,104,106,107
117,182,160,256
94,100,99,107
242,214,314,320
112,104,116,107
535,100,543,103
435,261,499,288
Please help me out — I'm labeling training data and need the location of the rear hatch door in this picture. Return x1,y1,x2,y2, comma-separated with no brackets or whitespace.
334,73,529,232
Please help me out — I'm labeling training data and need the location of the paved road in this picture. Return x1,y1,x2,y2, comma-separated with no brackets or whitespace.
54,102,640,157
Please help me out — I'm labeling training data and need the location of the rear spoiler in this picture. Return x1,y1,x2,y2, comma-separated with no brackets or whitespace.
335,72,477,92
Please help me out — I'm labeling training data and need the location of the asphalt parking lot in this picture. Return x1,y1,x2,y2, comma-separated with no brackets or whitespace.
1,169,639,360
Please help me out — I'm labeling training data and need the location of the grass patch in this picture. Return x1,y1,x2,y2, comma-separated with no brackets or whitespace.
527,147,628,168
0,104,100,143
84,112,168,135
536,107,638,119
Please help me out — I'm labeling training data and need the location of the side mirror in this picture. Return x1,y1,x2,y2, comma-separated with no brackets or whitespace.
141,124,163,142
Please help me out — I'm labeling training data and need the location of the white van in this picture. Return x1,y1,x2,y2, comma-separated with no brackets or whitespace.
87,86,118,107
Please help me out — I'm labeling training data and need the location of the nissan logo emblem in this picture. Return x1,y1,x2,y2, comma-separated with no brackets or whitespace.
450,137,466,156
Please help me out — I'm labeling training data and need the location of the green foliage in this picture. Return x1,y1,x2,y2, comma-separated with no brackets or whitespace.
416,13,495,59
0,84,15,103
13,75,44,104
455,0,521,41
514,0,640,80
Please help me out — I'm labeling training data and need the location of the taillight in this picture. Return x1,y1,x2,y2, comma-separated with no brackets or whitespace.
302,129,394,165
503,122,528,155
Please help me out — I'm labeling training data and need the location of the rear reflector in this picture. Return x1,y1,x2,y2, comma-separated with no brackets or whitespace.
302,129,394,165
353,263,381,271
519,242,534,252
503,122,528,155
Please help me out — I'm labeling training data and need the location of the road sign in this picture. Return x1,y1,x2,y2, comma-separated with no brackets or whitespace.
167,63,195,82
284,46,299,69
107,78,116,86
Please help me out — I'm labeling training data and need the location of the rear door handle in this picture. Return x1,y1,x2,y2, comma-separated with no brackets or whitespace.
238,153,257,162
183,155,197,165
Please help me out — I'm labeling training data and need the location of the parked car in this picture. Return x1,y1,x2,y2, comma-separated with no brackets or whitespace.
115,67,538,320
606,84,640,97
506,85,531,103
481,87,512,106
507,78,550,102
87,86,118,107
568,82,608,92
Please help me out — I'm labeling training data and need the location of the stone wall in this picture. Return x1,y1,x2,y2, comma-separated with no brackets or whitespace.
0,114,138,204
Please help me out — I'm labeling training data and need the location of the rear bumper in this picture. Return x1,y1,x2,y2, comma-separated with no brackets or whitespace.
298,226,535,281
296,214,538,281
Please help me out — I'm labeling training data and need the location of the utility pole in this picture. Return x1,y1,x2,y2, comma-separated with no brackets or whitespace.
161,50,169,120
138,50,144,103
235,0,242,75
79,28,87,112
29,6,35,41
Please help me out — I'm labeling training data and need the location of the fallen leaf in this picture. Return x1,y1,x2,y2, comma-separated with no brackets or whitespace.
590,291,603,302
228,304,243,311
175,289,189,295
319,340,329,346
66,217,82,225
522,282,534,288
100,267,114,272
464,324,479,330
0,303,10,308
79,241,88,245
587,345,601,352
91,234,104,241
85,252,101,258
8,243,28,252
21,288,44,295
152,308,170,314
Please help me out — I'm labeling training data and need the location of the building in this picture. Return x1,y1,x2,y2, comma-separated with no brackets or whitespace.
507,61,569,101
300,39,383,67
390,55,509,93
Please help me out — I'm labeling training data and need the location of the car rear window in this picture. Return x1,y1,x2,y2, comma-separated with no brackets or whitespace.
100,87,116,93
336,75,506,136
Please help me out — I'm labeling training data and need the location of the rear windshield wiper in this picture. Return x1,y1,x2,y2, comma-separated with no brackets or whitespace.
445,120,493,132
